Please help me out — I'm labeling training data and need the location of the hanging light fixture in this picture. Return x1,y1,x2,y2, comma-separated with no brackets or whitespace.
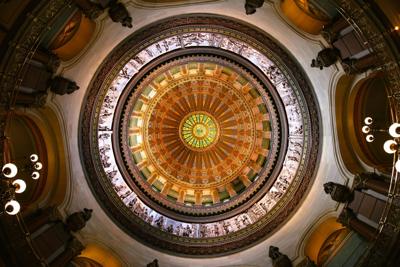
0,154,42,215
12,179,27,193
362,118,400,175
362,126,371,134
2,163,18,178
383,140,398,154
366,134,374,143
381,122,400,173
31,171,40,180
395,160,400,173
30,154,38,163
388,123,400,138
364,117,373,125
5,200,20,215
361,116,381,142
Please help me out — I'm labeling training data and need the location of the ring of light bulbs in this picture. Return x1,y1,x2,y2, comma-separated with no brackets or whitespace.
362,117,375,142
1,154,42,215
362,117,400,172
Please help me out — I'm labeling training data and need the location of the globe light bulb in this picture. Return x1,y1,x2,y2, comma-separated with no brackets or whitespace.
388,123,400,138
366,135,374,142
5,200,20,215
12,179,27,193
395,160,400,173
34,162,43,170
364,117,373,125
30,154,39,162
2,163,18,178
362,126,371,134
383,140,398,154
31,171,40,180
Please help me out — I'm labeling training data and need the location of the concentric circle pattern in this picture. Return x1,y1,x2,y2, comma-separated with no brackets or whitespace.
180,112,218,150
122,56,278,213
80,15,320,256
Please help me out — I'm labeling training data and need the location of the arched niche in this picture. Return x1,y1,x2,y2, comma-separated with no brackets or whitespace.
304,217,349,265
3,114,47,208
335,73,392,174
75,244,122,267
4,106,69,214
353,75,392,172
280,0,330,35
50,10,96,61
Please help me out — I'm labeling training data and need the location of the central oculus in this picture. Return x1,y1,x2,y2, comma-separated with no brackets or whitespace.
180,112,219,150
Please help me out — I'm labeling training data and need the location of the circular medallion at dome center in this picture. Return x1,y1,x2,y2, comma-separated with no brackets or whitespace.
180,112,219,150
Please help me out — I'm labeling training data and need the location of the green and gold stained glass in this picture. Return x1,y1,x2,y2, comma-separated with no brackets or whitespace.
180,113,218,149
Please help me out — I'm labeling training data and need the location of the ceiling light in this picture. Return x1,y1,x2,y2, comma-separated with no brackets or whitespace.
1,154,41,215
5,200,20,215
30,154,39,162
2,163,18,178
12,179,27,193
383,140,398,154
362,126,370,133
388,123,400,138
34,162,43,170
366,134,374,142
32,171,40,180
364,117,373,125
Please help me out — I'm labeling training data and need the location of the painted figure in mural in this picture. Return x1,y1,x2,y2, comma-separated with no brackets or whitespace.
213,224,220,237
155,216,165,230
199,224,207,238
166,224,174,233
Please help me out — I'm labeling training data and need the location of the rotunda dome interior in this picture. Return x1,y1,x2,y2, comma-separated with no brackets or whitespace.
1,0,399,266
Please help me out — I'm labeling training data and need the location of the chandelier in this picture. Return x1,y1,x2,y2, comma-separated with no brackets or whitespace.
362,116,400,171
1,154,42,215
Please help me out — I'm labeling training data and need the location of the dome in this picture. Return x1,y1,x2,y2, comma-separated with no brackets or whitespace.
80,14,320,255
2,0,399,266
119,55,282,220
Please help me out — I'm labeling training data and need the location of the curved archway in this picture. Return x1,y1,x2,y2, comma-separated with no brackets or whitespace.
304,217,349,265
50,11,96,61
3,106,70,214
75,243,122,267
335,73,392,175
3,114,48,208
280,0,330,35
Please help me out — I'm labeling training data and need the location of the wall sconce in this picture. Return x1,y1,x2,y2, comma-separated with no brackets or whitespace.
0,154,42,215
